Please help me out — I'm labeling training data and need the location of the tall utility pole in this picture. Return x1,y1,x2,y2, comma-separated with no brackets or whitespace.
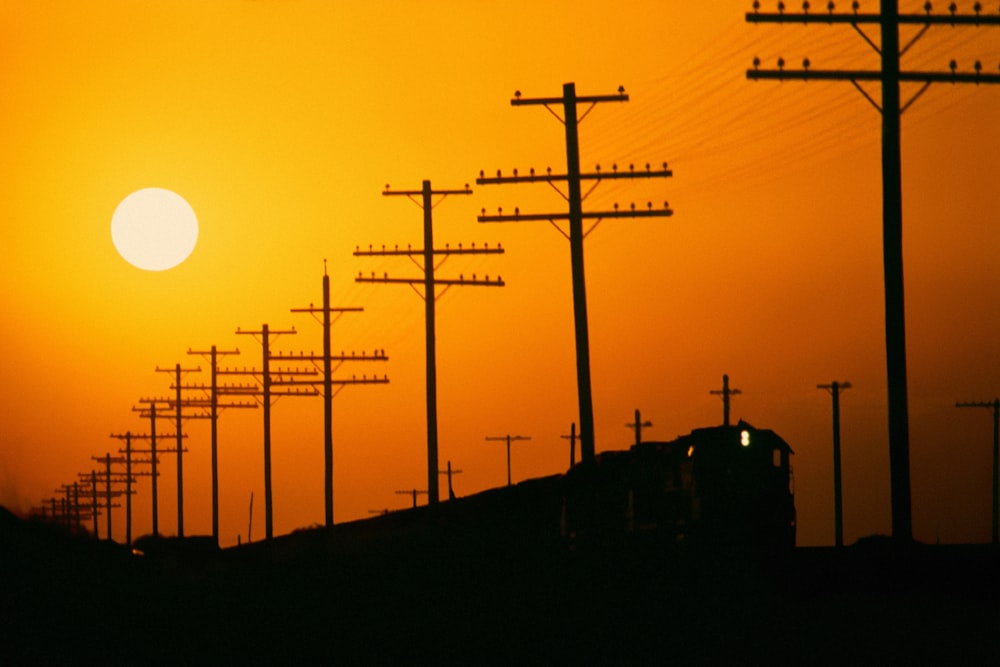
626,409,653,446
185,345,254,544
289,261,388,527
355,180,505,505
747,2,1000,543
956,398,1000,544
819,381,852,548
132,400,185,536
710,374,742,427
486,434,531,487
234,324,318,540
478,83,674,465
155,363,200,537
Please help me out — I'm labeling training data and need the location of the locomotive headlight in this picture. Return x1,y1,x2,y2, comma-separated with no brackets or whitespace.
740,430,751,447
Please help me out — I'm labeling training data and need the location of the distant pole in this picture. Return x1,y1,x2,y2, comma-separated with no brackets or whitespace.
248,491,254,544
149,404,159,535
486,434,531,487
90,470,98,538
156,362,200,537
124,433,132,546
395,488,428,508
625,409,652,446
560,422,577,468
439,461,463,500
104,453,113,541
819,381,852,547
956,398,1000,544
710,374,742,426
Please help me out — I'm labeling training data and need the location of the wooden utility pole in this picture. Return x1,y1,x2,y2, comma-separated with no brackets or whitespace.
626,409,653,446
395,488,428,509
234,324,318,540
710,374,742,427
478,83,673,465
289,261,388,527
486,434,532,487
747,0,1000,542
184,345,255,544
819,381,852,547
439,461,463,500
356,180,504,505
155,363,200,537
956,398,1000,544
560,422,577,468
132,401,186,536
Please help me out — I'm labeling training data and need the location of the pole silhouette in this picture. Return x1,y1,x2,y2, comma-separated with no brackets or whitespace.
747,0,1000,542
155,363,200,537
186,345,252,544
478,82,674,464
560,422,577,468
289,262,388,527
956,398,1000,544
819,381,852,547
486,434,531,487
626,409,652,446
710,374,741,427
356,180,504,505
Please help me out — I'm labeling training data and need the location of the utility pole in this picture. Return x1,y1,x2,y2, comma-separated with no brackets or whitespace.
132,401,185,536
155,363,200,537
561,422,578,468
109,431,156,546
185,345,254,544
819,381,852,548
956,398,1000,544
478,83,673,466
710,374,742,427
746,1,1000,543
395,488,428,509
234,324,318,540
355,180,505,506
485,434,532,487
439,461,463,500
626,409,653,446
289,261,388,527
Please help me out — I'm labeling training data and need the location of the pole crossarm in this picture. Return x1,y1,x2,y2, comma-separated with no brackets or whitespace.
477,164,672,185
355,273,505,288
270,350,389,362
478,205,673,223
353,243,504,257
748,68,1000,84
746,9,1000,26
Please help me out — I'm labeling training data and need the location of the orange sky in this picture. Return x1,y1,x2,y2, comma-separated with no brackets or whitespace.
2,1,998,547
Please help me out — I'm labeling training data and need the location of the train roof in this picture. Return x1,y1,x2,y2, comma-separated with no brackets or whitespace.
634,420,794,455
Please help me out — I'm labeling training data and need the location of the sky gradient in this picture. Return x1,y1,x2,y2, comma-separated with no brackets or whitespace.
2,1,999,547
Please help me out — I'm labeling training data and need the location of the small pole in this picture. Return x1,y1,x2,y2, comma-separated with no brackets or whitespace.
486,434,531,487
819,381,851,548
560,422,577,468
710,374,742,426
625,409,652,446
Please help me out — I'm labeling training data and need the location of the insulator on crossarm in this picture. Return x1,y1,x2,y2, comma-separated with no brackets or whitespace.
479,169,484,178
612,164,618,173
614,202,619,211
778,57,785,70
595,164,601,173
802,1,810,13
950,59,957,73
647,201,653,210
778,1,785,13
384,184,390,192
827,1,835,13
803,58,811,70
514,207,520,216
513,168,518,177
948,2,956,16
497,169,502,178
471,242,476,249
529,167,535,176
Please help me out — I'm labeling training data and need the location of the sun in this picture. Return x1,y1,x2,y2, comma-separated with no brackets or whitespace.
111,188,199,271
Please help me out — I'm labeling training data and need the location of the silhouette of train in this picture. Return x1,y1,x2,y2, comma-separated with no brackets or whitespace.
559,420,796,552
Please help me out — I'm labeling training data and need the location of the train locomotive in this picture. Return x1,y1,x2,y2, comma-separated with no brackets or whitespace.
561,420,796,552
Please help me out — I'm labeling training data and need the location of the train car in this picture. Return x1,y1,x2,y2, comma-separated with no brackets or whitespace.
561,421,795,552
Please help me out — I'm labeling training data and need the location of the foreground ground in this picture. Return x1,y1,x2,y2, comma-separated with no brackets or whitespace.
2,502,998,664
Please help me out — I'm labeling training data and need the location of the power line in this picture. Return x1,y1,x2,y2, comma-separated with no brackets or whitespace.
478,83,673,465
355,180,504,506
745,1,1000,544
